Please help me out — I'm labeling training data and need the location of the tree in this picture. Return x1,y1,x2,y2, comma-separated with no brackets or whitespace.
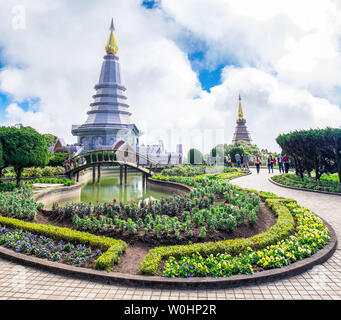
43,133,58,147
210,146,224,158
229,147,244,163
48,152,69,167
0,126,49,186
0,142,4,180
187,148,204,165
276,128,341,182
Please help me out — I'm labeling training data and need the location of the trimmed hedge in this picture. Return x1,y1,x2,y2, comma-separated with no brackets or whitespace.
139,192,296,275
0,215,127,271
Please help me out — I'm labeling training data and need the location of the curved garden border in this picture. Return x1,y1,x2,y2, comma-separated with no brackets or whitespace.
269,177,341,196
0,172,337,288
0,215,336,289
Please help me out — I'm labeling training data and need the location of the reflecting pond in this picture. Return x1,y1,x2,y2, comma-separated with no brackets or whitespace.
47,172,172,208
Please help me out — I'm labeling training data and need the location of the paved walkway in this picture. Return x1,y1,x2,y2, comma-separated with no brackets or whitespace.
0,169,340,300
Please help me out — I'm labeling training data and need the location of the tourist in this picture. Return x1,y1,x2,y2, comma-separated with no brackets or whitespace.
226,154,232,167
243,153,249,170
277,154,284,173
267,155,274,174
235,153,241,168
254,154,261,174
282,154,290,173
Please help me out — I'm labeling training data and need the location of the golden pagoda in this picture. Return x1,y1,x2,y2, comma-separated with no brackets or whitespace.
232,94,252,144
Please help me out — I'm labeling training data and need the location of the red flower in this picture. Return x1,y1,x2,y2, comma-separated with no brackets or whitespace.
131,200,136,204
148,202,152,206
113,199,117,203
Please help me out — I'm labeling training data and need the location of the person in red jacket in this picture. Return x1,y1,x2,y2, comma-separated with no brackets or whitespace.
282,154,290,173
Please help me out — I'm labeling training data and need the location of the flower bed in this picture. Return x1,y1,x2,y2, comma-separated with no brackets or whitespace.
0,225,103,267
3,166,65,178
0,187,38,220
160,165,248,179
162,201,329,278
48,175,260,244
138,195,295,275
0,215,127,270
271,173,341,193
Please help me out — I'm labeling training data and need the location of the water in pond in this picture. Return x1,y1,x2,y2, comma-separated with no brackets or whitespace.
47,172,172,208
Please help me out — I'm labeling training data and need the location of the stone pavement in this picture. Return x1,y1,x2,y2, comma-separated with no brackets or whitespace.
0,168,340,300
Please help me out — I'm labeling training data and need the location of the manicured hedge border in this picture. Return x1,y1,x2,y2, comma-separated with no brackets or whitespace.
0,216,127,271
139,190,296,275
269,176,341,196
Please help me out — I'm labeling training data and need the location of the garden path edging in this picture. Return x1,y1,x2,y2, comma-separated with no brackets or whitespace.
269,178,341,196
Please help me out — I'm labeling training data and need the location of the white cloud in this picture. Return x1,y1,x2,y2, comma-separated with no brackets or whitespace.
0,0,340,155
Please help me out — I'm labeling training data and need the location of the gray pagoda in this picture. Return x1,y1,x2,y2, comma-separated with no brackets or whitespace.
72,19,140,152
232,95,252,144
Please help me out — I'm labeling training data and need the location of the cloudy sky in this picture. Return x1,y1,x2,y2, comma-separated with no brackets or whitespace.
0,0,341,154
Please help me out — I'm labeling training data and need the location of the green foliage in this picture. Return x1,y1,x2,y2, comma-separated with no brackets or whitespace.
163,201,329,278
0,126,49,186
48,153,68,167
43,133,58,147
272,173,341,193
24,177,75,186
161,165,206,177
0,182,17,192
0,187,37,220
0,142,4,169
229,147,244,163
187,148,204,165
4,166,65,178
0,215,127,271
210,146,224,159
139,193,296,275
276,128,341,182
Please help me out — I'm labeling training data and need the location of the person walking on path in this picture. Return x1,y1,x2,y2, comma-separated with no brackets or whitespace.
243,153,249,170
235,153,241,168
277,154,284,173
226,154,232,167
254,154,261,174
267,155,274,174
282,154,290,173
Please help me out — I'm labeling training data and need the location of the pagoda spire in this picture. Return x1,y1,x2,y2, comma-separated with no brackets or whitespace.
237,93,244,120
232,94,252,144
105,18,119,55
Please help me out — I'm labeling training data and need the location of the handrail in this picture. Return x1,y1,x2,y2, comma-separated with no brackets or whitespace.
63,148,159,176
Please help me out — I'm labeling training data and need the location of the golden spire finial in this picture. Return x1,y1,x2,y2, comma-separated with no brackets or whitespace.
105,18,119,55
238,94,244,120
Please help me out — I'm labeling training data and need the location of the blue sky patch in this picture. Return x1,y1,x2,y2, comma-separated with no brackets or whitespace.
141,0,158,9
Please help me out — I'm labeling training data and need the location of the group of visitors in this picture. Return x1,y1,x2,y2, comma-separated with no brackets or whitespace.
227,153,249,170
253,153,290,174
224,152,291,174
